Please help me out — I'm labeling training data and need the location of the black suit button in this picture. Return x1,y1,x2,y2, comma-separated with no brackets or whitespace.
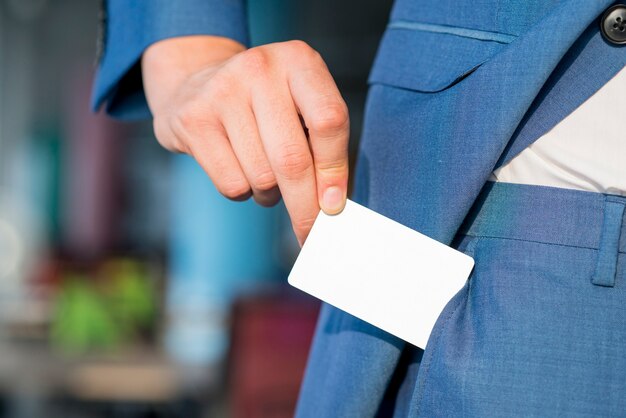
601,4,626,45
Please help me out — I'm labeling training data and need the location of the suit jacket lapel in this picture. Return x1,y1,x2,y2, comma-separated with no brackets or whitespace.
495,20,626,169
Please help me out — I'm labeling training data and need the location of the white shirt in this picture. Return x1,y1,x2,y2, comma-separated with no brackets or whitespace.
490,65,626,196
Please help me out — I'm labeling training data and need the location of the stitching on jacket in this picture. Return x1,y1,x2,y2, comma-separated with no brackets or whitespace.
388,20,517,44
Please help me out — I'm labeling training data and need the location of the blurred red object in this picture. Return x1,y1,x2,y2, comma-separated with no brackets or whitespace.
229,287,320,418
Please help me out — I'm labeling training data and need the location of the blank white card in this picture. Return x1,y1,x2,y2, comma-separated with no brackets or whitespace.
288,199,474,349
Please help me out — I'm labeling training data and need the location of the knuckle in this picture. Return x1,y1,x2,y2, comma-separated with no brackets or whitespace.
309,102,349,135
285,39,309,50
276,144,312,179
316,159,348,175
237,47,270,76
251,170,277,192
285,40,318,58
218,178,251,200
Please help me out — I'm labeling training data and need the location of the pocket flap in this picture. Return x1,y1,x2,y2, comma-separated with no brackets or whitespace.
368,23,514,92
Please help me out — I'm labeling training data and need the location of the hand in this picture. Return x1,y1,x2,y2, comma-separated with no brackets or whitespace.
142,36,349,245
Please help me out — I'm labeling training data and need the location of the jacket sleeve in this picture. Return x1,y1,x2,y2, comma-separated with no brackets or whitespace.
91,0,249,120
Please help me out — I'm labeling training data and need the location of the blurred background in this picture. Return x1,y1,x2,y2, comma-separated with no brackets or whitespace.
0,0,392,416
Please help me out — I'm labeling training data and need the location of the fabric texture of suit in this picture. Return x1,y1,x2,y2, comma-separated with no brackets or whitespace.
92,0,626,416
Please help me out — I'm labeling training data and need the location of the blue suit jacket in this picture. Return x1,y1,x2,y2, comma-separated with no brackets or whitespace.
93,1,626,416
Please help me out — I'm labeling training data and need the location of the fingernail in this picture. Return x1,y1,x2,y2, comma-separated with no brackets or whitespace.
322,186,344,214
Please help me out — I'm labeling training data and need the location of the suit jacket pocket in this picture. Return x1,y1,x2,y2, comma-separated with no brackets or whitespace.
368,21,515,93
